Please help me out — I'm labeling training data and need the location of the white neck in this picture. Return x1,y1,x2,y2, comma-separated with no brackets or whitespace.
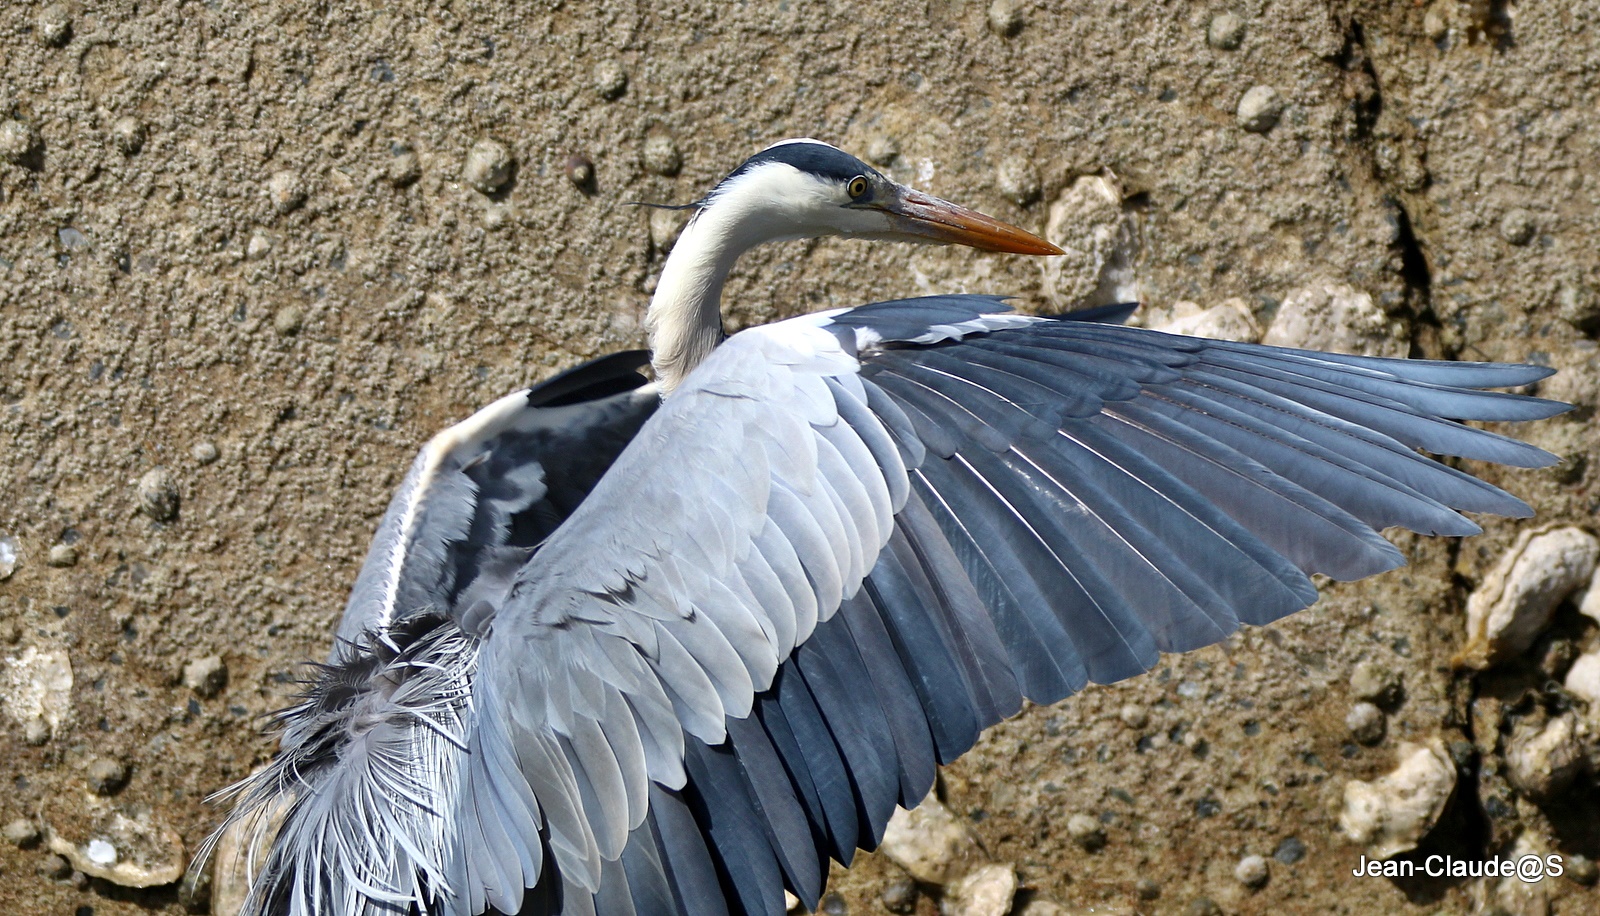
644,204,750,394
644,161,881,393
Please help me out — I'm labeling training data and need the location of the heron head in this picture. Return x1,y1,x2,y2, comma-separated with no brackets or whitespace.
703,138,1063,256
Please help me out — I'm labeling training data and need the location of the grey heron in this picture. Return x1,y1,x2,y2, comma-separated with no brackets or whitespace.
208,138,1568,916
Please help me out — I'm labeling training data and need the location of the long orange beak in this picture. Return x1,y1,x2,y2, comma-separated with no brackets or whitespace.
887,187,1063,256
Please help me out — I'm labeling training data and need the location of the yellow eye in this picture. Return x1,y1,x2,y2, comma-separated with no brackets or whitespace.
847,175,869,199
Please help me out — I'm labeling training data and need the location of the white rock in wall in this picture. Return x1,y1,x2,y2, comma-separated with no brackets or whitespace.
0,646,74,742
940,863,1018,916
1338,740,1456,859
1460,527,1598,669
1262,280,1406,357
880,794,986,887
1152,298,1261,342
1565,651,1600,708
1504,713,1587,800
47,809,185,888
1041,174,1142,310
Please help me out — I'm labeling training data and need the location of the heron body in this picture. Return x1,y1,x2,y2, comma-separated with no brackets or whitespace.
210,140,1568,916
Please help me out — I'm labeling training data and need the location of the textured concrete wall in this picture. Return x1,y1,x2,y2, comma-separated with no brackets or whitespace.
0,1,1595,912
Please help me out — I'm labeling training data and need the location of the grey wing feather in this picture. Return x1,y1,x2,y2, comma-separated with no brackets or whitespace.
334,351,656,647
484,295,1561,915
202,353,657,916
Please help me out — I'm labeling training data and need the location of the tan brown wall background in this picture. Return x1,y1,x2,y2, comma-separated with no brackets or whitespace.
1,1,1597,913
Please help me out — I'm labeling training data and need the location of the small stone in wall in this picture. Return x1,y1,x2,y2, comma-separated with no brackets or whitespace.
1236,86,1284,133
1207,12,1245,50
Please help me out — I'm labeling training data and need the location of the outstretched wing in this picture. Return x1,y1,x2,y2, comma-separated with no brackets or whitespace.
446,296,1565,915
206,351,660,916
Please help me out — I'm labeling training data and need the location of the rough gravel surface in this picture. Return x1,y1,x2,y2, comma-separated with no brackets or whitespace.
1,1,1597,914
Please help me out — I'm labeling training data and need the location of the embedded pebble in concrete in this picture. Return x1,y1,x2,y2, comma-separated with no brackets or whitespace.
246,230,273,261
182,655,229,698
274,305,304,336
1565,651,1600,708
192,441,219,465
47,544,77,568
566,154,596,192
594,60,628,100
0,646,73,742
138,467,181,521
1557,281,1600,333
1207,11,1245,49
0,534,18,580
986,0,1024,38
210,787,292,915
1423,7,1450,41
87,757,130,796
111,116,145,156
1500,208,1536,245
1263,279,1406,357
1349,661,1401,707
880,795,985,886
649,207,688,255
387,143,421,187
3,817,40,848
1119,703,1149,729
38,853,72,880
1136,877,1161,900
1235,853,1269,889
1153,299,1260,342
1338,740,1456,859
58,226,89,250
866,135,899,166
47,810,186,888
1273,837,1306,864
1066,812,1106,851
880,875,918,914
1491,835,1554,915
996,156,1041,207
1461,526,1599,669
36,4,72,46
1346,702,1385,745
266,170,307,214
1505,713,1586,800
942,863,1016,916
1041,173,1140,308
643,134,683,177
464,139,513,194
0,120,41,165
818,891,847,915
1236,85,1284,133
1568,854,1599,886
